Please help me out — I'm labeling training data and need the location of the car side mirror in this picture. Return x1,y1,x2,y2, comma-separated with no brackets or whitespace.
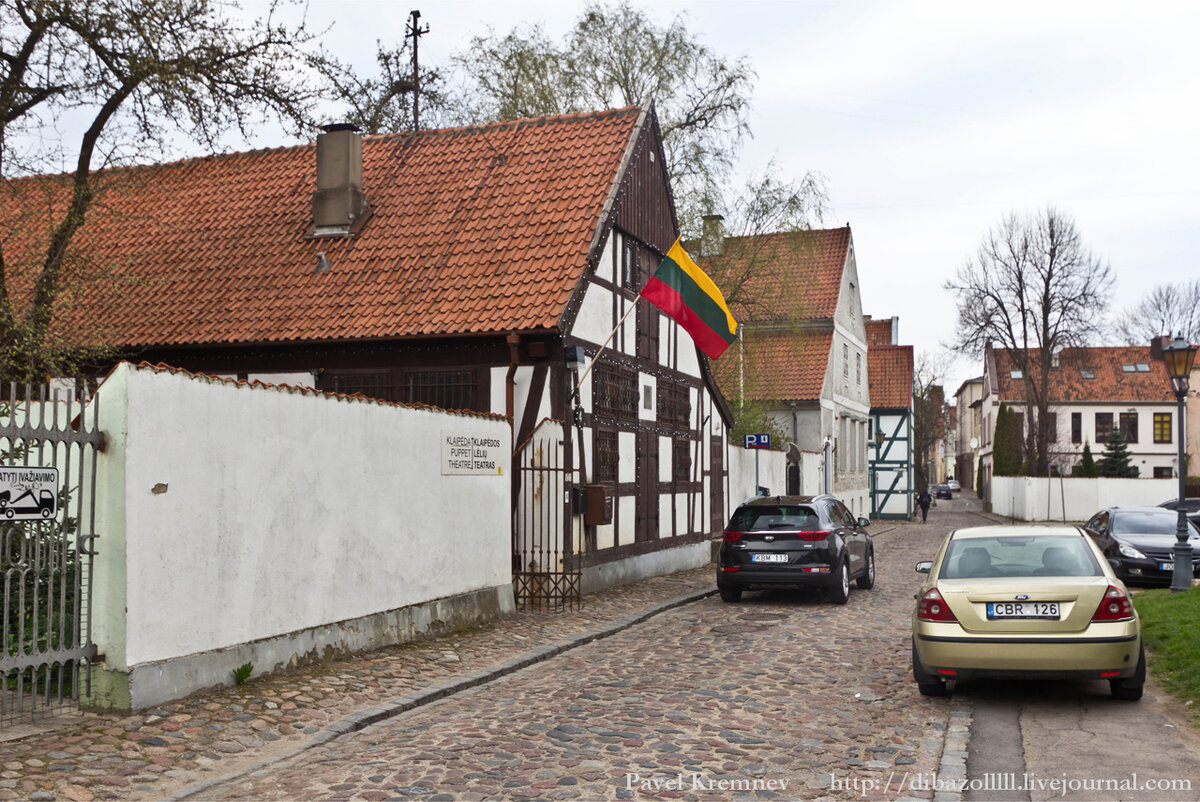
858,517,870,527
915,561,933,574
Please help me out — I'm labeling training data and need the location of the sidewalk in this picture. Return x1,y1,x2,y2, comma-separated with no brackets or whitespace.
1,561,712,801
1,522,906,801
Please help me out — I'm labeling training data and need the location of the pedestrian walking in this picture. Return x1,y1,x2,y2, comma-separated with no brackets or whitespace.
916,489,932,523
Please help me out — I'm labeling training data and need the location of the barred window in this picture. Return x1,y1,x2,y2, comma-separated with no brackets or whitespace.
330,372,392,402
404,370,478,410
595,429,618,483
672,438,692,482
594,362,638,419
657,381,691,429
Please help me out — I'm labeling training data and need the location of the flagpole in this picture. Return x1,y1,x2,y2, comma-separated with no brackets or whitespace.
574,295,642,394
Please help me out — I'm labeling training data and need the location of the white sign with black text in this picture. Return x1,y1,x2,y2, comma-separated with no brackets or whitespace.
441,432,505,476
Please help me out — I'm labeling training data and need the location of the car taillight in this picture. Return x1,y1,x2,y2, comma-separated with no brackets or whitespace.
722,531,743,543
797,530,832,541
1091,585,1134,622
917,588,958,622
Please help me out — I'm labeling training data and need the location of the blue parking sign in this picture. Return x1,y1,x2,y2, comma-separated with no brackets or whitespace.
743,433,770,449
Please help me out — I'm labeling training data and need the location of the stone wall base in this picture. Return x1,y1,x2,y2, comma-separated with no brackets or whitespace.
85,584,515,711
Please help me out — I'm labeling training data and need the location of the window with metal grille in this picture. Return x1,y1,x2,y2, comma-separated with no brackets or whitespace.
594,362,638,419
1119,412,1138,444
1154,412,1172,444
657,381,691,429
595,429,618,483
330,372,393,402
404,370,477,410
672,438,692,482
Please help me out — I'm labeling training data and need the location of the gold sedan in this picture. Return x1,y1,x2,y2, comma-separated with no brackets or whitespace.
912,525,1143,700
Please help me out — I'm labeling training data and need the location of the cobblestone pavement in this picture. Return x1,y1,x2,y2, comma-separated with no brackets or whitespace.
0,507,982,801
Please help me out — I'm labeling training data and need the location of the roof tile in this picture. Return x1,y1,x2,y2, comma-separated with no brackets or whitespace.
2,108,642,348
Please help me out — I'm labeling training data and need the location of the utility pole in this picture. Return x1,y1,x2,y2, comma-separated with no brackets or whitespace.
407,10,430,131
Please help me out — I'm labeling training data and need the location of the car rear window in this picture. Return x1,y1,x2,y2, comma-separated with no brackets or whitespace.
940,536,1102,579
727,505,820,532
1112,511,1196,535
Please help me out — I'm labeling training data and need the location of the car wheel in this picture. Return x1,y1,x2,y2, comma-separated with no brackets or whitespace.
856,547,876,590
718,586,742,603
1110,646,1145,701
829,558,850,605
912,641,948,697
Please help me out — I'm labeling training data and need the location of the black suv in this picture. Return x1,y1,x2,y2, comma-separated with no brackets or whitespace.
716,494,874,604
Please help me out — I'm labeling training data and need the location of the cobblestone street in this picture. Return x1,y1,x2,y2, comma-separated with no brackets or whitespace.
0,506,982,801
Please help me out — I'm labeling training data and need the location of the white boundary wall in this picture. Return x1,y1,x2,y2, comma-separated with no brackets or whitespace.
728,446,789,507
991,476,1177,522
90,362,513,709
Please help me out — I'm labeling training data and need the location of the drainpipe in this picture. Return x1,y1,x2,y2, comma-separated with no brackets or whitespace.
506,334,520,438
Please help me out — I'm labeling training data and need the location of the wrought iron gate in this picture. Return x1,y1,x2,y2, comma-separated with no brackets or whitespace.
1,383,103,726
512,421,581,610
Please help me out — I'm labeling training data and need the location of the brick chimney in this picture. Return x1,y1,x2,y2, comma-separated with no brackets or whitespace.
700,214,725,257
312,123,367,236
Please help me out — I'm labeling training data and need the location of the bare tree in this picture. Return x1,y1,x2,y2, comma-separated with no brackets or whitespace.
946,207,1114,474
317,40,448,135
1112,280,1200,346
443,1,754,235
911,352,950,492
0,0,325,382
702,164,828,318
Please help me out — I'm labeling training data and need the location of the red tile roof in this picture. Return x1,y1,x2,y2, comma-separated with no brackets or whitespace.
711,329,833,403
993,346,1174,403
868,345,913,409
865,318,894,346
2,108,644,348
702,227,852,322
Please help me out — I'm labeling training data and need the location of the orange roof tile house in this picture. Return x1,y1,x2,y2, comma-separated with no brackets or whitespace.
978,343,1181,494
700,224,872,516
4,106,735,601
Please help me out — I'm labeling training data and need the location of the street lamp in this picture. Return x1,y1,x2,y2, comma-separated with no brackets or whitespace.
1162,335,1198,592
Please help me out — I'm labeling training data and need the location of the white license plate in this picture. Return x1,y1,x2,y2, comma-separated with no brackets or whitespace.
1160,562,1173,571
751,553,788,564
986,601,1060,620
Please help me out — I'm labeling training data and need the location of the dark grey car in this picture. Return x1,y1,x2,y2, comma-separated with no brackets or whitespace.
716,494,874,604
1083,506,1200,585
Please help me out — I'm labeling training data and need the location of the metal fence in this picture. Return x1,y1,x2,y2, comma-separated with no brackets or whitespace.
1,383,103,727
512,422,581,611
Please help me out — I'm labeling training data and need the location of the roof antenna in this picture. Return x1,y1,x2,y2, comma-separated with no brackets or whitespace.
407,10,430,131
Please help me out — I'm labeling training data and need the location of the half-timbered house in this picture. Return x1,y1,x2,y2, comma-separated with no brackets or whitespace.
5,105,734,605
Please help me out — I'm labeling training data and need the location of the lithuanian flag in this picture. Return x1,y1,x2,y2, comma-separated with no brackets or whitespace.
641,237,738,359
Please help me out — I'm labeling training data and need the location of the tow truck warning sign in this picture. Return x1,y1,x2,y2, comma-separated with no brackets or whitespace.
0,466,59,520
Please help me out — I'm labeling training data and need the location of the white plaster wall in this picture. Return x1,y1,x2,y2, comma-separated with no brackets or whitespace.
991,476,1178,522
572,281,616,345
95,363,511,669
728,445,787,505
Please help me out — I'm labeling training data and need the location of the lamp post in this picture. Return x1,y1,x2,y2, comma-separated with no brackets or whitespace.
1162,335,1198,592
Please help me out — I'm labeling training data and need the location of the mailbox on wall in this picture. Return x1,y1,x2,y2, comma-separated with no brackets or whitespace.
583,484,613,526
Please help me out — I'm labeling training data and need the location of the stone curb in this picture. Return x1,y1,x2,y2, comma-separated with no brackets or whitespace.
171,585,719,799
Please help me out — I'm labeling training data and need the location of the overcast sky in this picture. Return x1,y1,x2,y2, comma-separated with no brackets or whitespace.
277,0,1199,398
